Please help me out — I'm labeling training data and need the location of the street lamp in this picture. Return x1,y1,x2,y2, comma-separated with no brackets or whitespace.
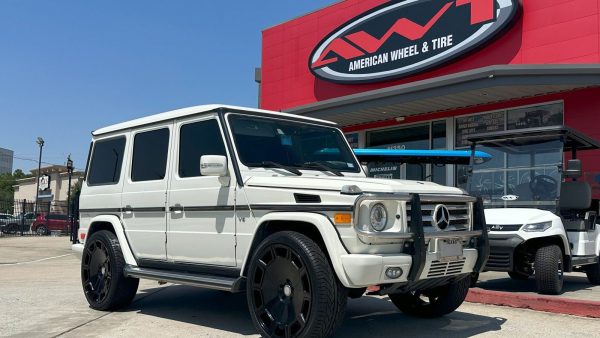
66,155,74,243
34,137,44,214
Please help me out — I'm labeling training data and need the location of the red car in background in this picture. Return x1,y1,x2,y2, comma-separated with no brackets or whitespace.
31,214,70,235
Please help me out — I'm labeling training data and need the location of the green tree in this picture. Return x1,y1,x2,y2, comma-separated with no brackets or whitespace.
0,169,34,201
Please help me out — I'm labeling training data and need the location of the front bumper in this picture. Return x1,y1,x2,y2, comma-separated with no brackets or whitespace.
72,243,84,260
340,248,478,287
484,234,524,272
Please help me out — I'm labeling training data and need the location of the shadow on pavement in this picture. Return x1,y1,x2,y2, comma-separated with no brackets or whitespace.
122,285,507,337
476,273,595,294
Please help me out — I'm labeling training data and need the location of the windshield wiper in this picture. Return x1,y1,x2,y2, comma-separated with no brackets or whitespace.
300,161,344,176
247,161,302,176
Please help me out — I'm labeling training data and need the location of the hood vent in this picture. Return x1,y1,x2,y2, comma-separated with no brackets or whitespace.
294,193,321,203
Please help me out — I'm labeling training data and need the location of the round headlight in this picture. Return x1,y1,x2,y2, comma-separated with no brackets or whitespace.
370,203,387,231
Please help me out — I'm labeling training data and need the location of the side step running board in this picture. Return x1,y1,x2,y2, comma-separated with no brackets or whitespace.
124,265,246,292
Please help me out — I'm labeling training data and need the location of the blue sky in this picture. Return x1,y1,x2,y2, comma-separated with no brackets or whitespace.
0,0,334,172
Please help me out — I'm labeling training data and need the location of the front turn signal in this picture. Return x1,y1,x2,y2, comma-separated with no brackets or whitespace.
334,213,352,225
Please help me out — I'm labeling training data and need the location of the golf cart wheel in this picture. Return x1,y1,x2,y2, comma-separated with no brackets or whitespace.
508,271,530,280
388,276,470,318
534,245,564,295
36,225,48,236
246,231,347,338
81,230,139,311
585,254,600,285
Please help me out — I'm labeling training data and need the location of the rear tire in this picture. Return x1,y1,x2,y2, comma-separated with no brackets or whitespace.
585,254,600,285
81,230,139,311
246,231,347,338
508,271,529,280
534,245,563,295
388,276,471,318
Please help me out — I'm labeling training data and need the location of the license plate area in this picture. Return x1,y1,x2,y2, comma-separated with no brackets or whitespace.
436,238,463,262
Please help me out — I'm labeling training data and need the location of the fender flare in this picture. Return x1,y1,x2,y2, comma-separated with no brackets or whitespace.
88,214,137,266
241,212,352,287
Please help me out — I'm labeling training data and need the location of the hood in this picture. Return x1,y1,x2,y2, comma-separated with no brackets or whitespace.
485,208,558,225
245,176,465,195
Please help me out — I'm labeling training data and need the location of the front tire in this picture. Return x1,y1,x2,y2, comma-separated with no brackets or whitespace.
534,245,563,295
246,231,347,338
36,225,48,236
388,276,471,318
81,230,139,310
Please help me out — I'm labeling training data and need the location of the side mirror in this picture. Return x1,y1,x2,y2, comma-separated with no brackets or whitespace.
200,155,228,177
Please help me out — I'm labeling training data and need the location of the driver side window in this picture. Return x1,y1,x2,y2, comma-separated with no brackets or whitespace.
178,119,227,178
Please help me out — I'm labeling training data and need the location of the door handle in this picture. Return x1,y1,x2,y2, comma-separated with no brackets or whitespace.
169,205,184,214
122,206,133,214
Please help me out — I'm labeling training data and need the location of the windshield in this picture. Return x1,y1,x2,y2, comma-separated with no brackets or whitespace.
460,139,563,211
228,114,361,174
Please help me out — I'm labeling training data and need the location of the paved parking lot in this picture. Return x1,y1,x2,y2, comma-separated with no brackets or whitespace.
1,237,600,338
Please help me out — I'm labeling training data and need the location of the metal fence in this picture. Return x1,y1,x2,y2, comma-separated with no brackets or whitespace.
0,199,74,237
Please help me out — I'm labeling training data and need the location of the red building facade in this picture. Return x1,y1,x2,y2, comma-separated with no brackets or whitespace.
260,0,600,196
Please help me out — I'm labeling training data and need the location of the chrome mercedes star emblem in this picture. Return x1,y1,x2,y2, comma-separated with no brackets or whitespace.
432,204,450,230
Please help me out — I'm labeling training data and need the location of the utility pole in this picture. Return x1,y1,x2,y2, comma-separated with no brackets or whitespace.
66,155,74,243
34,137,44,214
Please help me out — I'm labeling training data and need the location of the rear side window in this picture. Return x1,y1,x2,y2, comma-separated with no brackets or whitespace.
179,119,227,178
131,128,170,182
87,137,126,185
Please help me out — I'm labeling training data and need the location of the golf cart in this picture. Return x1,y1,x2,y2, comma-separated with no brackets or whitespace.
465,126,600,294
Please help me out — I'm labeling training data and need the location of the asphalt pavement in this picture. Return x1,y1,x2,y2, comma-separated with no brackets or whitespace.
1,237,600,338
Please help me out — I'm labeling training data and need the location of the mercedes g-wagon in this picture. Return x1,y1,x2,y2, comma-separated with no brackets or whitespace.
73,105,488,338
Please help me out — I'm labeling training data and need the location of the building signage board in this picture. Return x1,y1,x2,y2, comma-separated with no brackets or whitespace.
39,174,51,191
309,0,520,83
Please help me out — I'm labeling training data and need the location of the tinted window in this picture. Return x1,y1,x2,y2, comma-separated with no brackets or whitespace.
179,120,227,178
47,214,67,220
131,128,170,182
87,137,126,185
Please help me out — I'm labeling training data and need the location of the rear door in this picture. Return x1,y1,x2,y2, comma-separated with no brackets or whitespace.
120,123,173,262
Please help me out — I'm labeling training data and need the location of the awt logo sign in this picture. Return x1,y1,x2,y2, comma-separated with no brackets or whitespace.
309,0,519,84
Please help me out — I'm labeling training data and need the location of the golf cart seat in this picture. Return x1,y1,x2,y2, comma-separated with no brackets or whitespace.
559,160,596,231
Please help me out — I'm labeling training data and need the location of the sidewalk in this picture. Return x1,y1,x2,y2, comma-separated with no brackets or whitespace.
468,271,600,318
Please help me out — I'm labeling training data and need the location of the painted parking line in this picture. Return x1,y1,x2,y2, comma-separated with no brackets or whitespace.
0,253,73,266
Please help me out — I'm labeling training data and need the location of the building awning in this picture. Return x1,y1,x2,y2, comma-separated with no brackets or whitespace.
286,64,600,127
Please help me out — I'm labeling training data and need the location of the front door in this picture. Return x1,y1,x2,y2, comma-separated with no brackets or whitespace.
166,115,237,267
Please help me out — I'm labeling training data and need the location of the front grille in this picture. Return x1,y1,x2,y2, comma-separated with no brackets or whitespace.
407,202,472,232
485,252,511,269
427,259,466,278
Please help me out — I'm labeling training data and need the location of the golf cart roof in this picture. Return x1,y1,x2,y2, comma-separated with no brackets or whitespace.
467,126,600,151
353,149,492,165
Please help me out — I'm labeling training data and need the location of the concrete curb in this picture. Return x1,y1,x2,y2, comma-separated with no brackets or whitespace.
466,288,600,318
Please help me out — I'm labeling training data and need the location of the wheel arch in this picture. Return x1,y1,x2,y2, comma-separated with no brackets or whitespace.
522,235,571,271
87,215,137,266
240,212,351,287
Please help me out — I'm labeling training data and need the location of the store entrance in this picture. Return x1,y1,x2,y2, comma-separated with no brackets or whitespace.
366,121,447,184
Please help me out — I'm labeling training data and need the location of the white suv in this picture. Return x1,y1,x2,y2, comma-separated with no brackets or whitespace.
73,105,488,338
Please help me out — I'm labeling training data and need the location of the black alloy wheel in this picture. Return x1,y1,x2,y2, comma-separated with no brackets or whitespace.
247,231,347,338
81,230,139,310
36,225,47,236
82,238,112,304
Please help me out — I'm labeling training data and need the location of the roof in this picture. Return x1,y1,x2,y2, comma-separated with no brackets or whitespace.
467,126,600,151
353,149,492,165
92,104,337,136
285,64,600,127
